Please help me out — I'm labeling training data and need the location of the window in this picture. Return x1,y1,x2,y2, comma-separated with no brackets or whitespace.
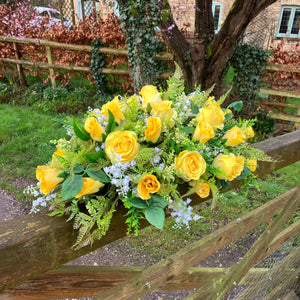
213,2,223,33
277,6,300,38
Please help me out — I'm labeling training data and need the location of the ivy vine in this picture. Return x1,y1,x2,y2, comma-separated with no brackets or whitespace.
118,0,164,83
90,38,109,95
230,44,270,100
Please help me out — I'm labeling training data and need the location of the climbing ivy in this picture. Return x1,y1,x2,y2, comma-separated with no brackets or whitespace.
230,44,270,100
117,0,164,84
90,39,109,95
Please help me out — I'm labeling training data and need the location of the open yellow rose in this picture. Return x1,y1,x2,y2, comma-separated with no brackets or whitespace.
175,150,206,181
151,100,175,123
36,166,64,195
222,126,245,147
196,105,225,130
101,96,125,124
75,178,104,198
137,174,160,200
105,130,140,163
139,85,160,108
212,154,245,181
193,121,215,144
84,117,106,142
190,181,210,198
145,117,162,143
242,126,255,140
246,159,257,172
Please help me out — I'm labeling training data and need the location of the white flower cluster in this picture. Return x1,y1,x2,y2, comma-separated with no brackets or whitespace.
169,198,203,229
24,184,56,214
104,159,136,198
176,95,193,119
89,108,108,130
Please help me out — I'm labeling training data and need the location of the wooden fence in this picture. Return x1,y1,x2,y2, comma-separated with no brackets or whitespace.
0,130,300,299
0,35,173,88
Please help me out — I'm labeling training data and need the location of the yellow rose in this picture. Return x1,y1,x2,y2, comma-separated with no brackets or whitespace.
51,147,65,167
139,85,160,103
145,117,162,143
222,126,245,147
84,117,106,142
246,159,257,172
75,178,104,198
137,174,160,200
193,121,215,144
175,150,206,181
242,126,255,139
36,166,64,195
205,97,221,109
196,105,225,130
190,181,210,198
105,130,140,163
151,100,175,122
101,96,125,124
212,154,245,181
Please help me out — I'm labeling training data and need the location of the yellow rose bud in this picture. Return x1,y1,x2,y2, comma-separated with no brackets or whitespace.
105,130,140,163
222,126,245,147
190,181,210,198
84,117,106,142
151,100,175,122
36,166,64,194
75,178,104,198
139,85,159,103
246,159,257,172
242,126,255,139
175,150,207,181
206,97,221,109
51,147,65,167
193,121,215,144
196,105,225,130
101,96,125,124
52,147,65,158
212,154,245,181
137,174,160,200
145,117,162,143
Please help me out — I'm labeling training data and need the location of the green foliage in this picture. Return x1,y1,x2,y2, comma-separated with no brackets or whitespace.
90,39,109,95
43,86,68,102
230,44,269,100
118,0,164,81
252,108,276,141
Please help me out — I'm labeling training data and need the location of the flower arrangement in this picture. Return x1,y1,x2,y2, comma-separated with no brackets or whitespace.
27,65,267,249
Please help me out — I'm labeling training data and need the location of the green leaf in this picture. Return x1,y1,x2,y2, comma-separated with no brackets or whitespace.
182,126,195,135
72,116,90,141
220,180,230,190
225,113,233,120
149,195,169,208
129,197,148,209
106,110,115,134
228,101,243,112
237,166,251,180
145,206,165,230
73,164,84,174
86,168,110,183
86,151,106,163
62,175,83,201
57,171,68,179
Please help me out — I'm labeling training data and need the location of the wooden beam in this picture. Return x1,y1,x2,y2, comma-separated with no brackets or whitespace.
259,88,300,99
0,131,300,292
3,220,299,300
269,112,300,123
266,64,300,74
0,266,282,300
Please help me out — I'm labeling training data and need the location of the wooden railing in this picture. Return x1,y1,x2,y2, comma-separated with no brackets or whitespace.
0,130,300,299
0,35,174,88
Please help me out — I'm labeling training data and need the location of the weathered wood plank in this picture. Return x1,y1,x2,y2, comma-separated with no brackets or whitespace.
0,266,283,300
266,64,300,74
0,131,299,292
259,88,300,99
91,186,300,300
269,112,300,123
3,219,299,300
261,101,300,108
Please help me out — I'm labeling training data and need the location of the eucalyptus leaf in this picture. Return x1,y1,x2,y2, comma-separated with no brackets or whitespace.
149,195,169,208
145,206,165,230
182,126,195,135
86,168,110,183
228,101,243,112
86,151,106,163
129,197,148,209
73,164,84,174
237,166,251,180
62,175,83,201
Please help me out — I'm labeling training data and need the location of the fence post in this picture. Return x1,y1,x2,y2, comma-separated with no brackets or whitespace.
13,42,26,87
296,108,300,130
45,46,56,88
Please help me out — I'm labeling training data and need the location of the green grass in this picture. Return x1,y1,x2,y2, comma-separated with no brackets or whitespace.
0,104,67,196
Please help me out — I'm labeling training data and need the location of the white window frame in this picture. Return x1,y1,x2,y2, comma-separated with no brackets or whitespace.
212,2,223,33
276,5,300,38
